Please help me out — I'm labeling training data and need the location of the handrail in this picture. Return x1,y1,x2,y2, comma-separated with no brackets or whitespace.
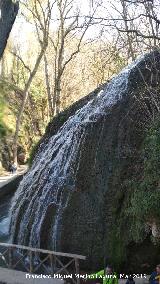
0,242,86,284
0,242,86,260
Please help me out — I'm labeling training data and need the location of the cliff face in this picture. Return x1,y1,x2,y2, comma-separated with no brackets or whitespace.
10,50,160,271
0,0,19,58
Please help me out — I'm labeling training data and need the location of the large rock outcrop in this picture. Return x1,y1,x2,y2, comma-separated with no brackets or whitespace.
0,0,19,58
10,50,160,271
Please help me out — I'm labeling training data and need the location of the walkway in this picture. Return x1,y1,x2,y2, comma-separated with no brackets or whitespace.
0,242,86,284
0,267,63,284
0,166,28,189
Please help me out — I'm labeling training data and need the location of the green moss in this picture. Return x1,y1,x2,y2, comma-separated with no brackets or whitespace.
119,131,160,248
126,117,160,242
27,141,40,167
105,116,160,268
108,226,127,270
0,95,7,138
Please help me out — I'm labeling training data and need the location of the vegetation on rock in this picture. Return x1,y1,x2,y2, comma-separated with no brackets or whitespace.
1,0,160,273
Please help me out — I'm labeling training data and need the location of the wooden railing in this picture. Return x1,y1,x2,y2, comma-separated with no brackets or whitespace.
0,242,86,284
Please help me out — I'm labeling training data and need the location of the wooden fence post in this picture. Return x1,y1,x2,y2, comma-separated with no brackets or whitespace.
29,251,33,273
0,242,86,283
50,254,54,276
8,247,13,269
75,258,80,284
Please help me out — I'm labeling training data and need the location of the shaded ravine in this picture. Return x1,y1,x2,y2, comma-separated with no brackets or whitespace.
9,50,160,269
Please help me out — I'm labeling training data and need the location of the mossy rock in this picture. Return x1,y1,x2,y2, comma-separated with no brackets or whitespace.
11,50,160,272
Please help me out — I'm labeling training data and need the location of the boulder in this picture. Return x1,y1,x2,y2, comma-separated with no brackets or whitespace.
10,50,160,271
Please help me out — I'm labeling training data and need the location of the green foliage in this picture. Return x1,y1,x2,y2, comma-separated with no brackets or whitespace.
0,93,5,118
126,118,160,242
108,226,127,270
27,141,39,167
0,94,7,138
0,122,7,137
106,117,160,267
130,189,160,220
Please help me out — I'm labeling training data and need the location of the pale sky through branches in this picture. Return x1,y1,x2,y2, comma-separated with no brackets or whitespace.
10,0,120,52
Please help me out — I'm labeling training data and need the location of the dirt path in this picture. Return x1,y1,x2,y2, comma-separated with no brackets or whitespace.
0,267,64,284
0,166,28,189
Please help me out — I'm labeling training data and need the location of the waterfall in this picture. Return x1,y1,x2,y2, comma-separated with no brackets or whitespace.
9,54,147,250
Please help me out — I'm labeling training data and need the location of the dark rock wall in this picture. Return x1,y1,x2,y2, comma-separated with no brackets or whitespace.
0,0,19,58
48,51,160,270
11,50,160,272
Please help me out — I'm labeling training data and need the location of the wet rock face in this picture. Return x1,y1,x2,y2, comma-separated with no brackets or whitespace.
10,50,160,270
0,0,19,58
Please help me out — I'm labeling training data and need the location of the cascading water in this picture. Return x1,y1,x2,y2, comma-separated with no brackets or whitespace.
0,195,11,243
9,53,151,251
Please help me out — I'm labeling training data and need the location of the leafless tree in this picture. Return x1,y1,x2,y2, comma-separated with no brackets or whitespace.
90,0,160,60
45,0,100,116
12,0,55,164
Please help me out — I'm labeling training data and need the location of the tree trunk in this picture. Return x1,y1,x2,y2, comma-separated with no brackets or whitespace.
54,77,61,115
120,0,135,61
13,46,47,164
0,0,19,58
44,54,53,118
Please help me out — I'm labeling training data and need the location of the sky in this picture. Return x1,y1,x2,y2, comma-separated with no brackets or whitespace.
9,0,120,51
